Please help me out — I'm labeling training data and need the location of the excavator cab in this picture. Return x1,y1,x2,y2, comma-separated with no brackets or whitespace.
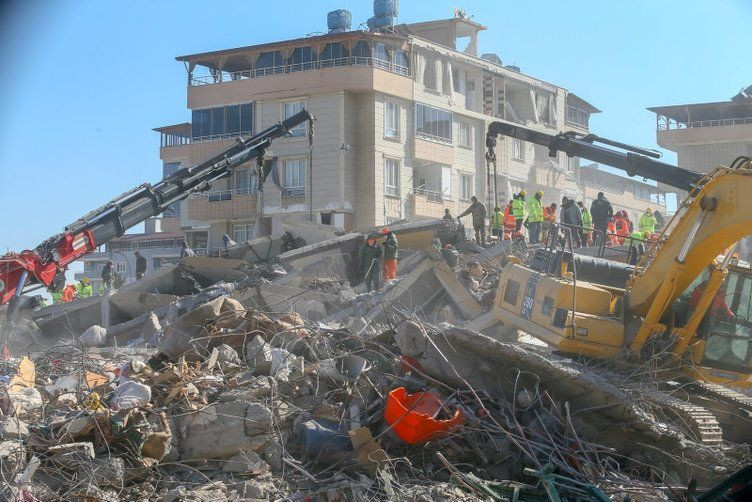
675,263,752,384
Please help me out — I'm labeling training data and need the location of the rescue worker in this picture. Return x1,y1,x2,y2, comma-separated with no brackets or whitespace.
526,191,544,244
654,210,666,232
76,277,93,299
607,219,619,246
542,202,557,245
442,208,453,220
359,235,383,292
638,208,657,236
381,227,398,281
578,201,592,246
490,206,505,238
560,197,583,247
503,201,516,241
101,260,114,289
181,241,196,258
627,230,646,264
512,191,526,232
614,211,630,245
135,251,147,280
458,196,487,246
590,192,614,246
61,283,77,302
689,272,734,322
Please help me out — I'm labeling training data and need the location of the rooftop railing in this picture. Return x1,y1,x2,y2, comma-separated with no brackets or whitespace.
657,116,752,131
189,56,411,86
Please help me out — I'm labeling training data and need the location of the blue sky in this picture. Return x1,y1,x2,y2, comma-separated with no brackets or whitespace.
0,0,750,258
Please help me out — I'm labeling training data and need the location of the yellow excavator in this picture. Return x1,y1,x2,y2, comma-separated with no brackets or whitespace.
486,121,752,442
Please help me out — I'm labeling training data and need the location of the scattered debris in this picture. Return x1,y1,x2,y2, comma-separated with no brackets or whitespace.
0,220,749,500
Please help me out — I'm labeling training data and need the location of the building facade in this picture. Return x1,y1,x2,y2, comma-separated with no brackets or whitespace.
154,14,603,252
580,164,667,224
75,219,184,292
648,89,752,256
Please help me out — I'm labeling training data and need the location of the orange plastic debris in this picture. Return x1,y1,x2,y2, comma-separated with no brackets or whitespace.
384,387,464,445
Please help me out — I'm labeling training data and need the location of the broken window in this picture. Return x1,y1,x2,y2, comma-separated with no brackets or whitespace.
423,56,437,90
375,43,390,63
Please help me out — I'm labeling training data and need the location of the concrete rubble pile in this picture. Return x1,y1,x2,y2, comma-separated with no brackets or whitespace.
1,219,750,501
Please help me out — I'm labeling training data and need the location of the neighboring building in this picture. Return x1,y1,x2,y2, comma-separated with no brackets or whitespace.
154,11,601,252
75,219,184,291
648,87,752,256
579,163,667,223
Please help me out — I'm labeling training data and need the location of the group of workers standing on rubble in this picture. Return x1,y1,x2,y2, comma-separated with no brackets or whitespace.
453,190,665,249
358,227,399,292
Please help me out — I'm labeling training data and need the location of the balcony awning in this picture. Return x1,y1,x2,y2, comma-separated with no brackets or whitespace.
647,100,752,122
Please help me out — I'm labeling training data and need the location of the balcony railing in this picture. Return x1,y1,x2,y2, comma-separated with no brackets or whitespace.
657,116,752,131
188,188,258,201
190,57,411,86
412,187,452,203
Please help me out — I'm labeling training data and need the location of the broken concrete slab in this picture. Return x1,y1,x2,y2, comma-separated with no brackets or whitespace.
181,256,249,285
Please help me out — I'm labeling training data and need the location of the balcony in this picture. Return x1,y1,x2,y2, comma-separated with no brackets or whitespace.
408,188,454,219
185,189,257,221
413,136,454,164
189,57,410,86
654,114,752,148
657,116,752,131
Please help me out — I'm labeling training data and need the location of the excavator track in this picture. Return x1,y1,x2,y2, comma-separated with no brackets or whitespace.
620,383,724,446
678,380,752,443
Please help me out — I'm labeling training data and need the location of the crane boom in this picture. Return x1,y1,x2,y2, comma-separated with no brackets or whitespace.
0,109,314,320
486,121,704,192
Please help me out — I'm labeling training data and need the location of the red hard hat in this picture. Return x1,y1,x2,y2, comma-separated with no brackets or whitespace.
380,227,390,235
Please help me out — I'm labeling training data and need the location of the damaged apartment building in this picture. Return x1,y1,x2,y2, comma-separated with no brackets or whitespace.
154,11,608,253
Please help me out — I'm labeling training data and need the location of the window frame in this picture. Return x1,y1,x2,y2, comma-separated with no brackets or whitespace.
415,103,453,143
384,100,400,139
512,138,525,161
461,174,474,201
282,100,307,137
458,119,471,148
233,223,255,244
385,158,400,197
284,158,306,196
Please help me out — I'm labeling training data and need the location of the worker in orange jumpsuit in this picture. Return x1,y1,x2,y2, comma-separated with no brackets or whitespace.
503,201,517,241
381,227,398,281
614,211,630,245
542,202,557,245
606,219,619,246
61,284,77,302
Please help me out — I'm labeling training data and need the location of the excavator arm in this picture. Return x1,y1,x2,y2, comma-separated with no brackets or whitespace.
0,109,315,323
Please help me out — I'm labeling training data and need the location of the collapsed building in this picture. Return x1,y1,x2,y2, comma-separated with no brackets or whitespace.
1,217,750,501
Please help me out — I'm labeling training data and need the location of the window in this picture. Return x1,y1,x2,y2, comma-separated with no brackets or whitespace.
385,158,399,196
458,120,471,147
352,40,371,60
283,101,306,137
384,101,399,139
234,168,258,194
289,46,315,71
115,261,126,273
415,104,452,143
566,105,589,128
192,103,253,139
512,138,524,161
320,212,332,225
233,224,255,244
461,174,473,200
284,159,306,195
256,51,284,74
394,49,409,75
321,42,348,67
375,43,390,68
